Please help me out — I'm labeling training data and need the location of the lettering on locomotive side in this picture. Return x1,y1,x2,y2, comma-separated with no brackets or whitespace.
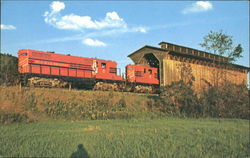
92,60,98,74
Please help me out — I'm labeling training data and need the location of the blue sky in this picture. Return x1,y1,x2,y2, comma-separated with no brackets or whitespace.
1,1,249,72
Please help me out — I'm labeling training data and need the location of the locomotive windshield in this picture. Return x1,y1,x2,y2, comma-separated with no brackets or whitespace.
101,63,106,68
20,53,27,56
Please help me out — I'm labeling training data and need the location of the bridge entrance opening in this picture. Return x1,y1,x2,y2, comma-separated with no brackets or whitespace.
142,53,160,81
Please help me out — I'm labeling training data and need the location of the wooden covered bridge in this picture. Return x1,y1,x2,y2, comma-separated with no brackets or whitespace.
128,42,249,91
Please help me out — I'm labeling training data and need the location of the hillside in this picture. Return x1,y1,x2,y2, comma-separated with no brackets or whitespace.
0,86,161,122
0,86,249,157
1,83,249,123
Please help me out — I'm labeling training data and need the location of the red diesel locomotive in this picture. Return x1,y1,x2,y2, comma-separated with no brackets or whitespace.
18,49,159,92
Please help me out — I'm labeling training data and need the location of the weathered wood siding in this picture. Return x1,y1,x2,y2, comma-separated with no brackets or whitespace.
163,54,248,91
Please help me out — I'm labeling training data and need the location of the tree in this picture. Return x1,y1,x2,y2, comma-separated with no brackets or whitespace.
199,30,248,119
0,53,19,85
199,30,243,63
199,30,243,86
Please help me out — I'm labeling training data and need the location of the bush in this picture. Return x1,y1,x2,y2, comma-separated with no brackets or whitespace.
200,81,249,119
0,111,33,124
158,81,201,117
156,80,249,119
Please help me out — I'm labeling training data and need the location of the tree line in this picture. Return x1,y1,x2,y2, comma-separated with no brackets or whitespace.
0,53,19,86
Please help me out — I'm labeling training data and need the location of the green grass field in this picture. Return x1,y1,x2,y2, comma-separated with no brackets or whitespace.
0,118,249,158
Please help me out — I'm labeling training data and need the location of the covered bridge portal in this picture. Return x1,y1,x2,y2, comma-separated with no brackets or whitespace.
128,42,249,91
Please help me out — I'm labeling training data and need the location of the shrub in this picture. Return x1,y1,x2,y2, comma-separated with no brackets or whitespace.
158,81,201,117
0,111,33,124
25,93,38,112
200,81,249,119
118,97,127,108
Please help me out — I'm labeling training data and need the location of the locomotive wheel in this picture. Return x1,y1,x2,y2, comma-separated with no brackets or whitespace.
134,85,154,93
27,77,68,88
94,82,119,91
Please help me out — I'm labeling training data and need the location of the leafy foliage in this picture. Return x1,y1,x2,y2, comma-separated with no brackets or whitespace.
0,53,19,85
200,81,249,119
199,30,243,63
228,44,243,62
157,80,249,119
199,30,245,87
158,81,200,117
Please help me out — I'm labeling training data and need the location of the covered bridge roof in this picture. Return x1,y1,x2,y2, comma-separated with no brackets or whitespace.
128,42,249,71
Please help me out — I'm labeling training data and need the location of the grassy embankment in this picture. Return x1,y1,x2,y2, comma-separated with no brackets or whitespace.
0,86,161,121
0,86,249,157
0,118,249,157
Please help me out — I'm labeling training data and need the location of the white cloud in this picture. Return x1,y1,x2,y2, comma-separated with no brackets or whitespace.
94,11,126,29
131,27,147,33
182,1,213,14
50,1,65,13
1,24,16,30
82,38,107,47
196,1,213,10
52,12,126,30
55,14,97,30
44,1,126,30
42,1,148,46
106,12,121,21
44,1,147,34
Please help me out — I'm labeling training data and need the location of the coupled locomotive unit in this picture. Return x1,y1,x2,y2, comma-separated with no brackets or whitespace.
18,49,159,92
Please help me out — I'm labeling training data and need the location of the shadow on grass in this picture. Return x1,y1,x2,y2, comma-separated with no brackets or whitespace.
70,144,89,158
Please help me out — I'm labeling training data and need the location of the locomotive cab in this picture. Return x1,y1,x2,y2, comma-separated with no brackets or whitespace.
126,64,159,85
18,49,30,74
94,60,122,81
